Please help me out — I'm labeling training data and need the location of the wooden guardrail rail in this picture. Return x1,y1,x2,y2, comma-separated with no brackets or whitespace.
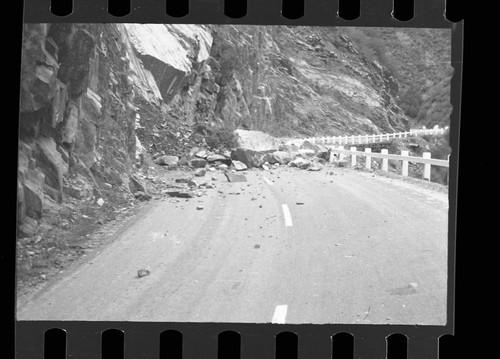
281,127,447,147
309,128,447,146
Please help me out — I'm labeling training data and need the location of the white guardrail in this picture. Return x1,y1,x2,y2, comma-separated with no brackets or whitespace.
281,127,449,182
305,128,447,146
328,146,449,182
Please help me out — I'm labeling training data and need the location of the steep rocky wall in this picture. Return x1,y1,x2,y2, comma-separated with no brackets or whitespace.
202,25,408,137
17,23,213,233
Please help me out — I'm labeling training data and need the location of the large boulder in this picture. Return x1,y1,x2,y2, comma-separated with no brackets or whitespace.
271,151,297,165
124,24,212,102
307,162,324,171
206,154,231,166
232,129,279,168
279,143,299,152
231,160,248,171
232,148,274,168
233,129,278,151
300,140,321,153
297,149,316,158
289,157,311,170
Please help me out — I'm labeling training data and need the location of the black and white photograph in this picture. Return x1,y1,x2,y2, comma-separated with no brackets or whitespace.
16,23,453,325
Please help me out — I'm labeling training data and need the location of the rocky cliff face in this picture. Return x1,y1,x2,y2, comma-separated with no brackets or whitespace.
17,23,411,234
205,26,407,137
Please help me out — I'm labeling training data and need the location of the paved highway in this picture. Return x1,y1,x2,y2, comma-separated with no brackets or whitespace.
17,166,448,325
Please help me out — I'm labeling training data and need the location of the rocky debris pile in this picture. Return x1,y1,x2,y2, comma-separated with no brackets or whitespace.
224,129,335,172
222,129,337,172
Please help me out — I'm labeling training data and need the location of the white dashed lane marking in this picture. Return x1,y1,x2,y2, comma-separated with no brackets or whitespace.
272,305,288,324
281,204,293,227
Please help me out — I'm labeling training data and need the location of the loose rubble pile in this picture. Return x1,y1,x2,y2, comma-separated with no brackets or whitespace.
148,130,337,180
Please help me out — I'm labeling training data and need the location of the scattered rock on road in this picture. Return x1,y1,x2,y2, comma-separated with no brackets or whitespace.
225,173,247,182
137,269,150,278
196,206,204,210
166,191,194,198
231,160,248,171
289,157,310,169
271,150,296,164
307,162,324,171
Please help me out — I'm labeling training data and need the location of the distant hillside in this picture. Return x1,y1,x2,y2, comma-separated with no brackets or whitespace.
343,27,453,128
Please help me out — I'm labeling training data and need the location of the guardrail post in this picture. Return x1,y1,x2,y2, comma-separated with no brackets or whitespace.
381,149,388,171
365,148,372,170
365,134,368,144
423,152,431,181
351,136,354,145
401,150,409,176
378,134,383,142
398,132,402,139
350,146,357,166
338,146,346,162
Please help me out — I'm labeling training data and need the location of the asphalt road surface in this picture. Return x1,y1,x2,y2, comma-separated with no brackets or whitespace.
17,166,448,325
